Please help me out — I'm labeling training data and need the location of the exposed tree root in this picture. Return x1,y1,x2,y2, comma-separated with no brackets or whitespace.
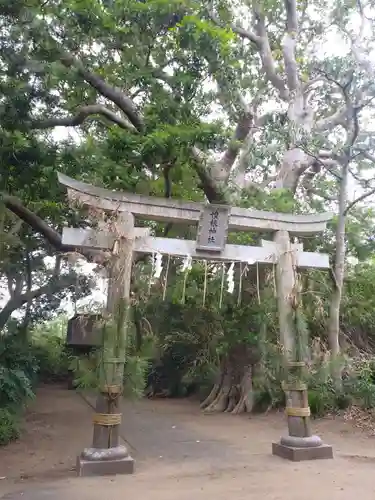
231,369,251,414
232,396,246,414
225,385,239,412
201,351,256,415
203,384,231,413
200,383,220,409
207,366,254,415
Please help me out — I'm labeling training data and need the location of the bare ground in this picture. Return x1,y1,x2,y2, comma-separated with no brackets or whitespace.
1,385,375,499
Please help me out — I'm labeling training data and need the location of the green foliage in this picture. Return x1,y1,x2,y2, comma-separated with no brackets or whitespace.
0,336,38,410
0,408,20,446
0,335,36,445
123,355,149,399
140,260,375,419
30,315,72,381
69,312,150,398
32,335,71,381
0,317,75,445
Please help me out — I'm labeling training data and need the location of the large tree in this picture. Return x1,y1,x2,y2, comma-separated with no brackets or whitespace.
2,0,375,391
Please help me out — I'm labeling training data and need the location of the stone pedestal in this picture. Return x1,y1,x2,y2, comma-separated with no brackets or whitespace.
273,381,334,462
76,393,135,477
77,451,135,477
272,435,333,462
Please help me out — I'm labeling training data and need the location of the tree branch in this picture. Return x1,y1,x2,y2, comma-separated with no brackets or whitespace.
31,104,137,131
0,271,76,331
315,107,348,132
191,147,227,203
282,0,300,92
254,9,289,100
60,54,144,131
219,109,254,170
314,70,355,132
2,194,64,250
2,193,103,262
207,5,261,44
344,186,375,215
354,149,375,164
208,4,288,100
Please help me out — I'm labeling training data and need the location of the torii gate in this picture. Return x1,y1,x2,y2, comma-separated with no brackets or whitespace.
58,173,334,476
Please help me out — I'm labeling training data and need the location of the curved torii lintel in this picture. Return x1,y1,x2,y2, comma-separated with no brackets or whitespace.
57,173,333,236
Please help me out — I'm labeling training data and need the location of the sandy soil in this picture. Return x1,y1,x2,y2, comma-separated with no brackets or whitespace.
1,385,375,499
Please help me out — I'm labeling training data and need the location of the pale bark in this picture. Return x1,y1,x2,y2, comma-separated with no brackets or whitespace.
328,161,375,384
200,383,221,409
203,364,233,413
328,161,348,384
231,366,253,414
274,230,296,360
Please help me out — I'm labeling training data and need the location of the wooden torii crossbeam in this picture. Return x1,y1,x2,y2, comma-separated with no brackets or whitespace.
62,227,329,269
58,173,334,475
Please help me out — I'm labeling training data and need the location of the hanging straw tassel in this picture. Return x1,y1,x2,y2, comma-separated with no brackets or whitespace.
272,262,277,297
219,263,225,309
162,254,171,301
237,262,243,306
181,271,188,304
148,253,155,295
203,261,208,307
256,261,261,305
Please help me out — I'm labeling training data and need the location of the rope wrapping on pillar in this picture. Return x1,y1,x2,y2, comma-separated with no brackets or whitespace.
285,406,311,417
93,413,122,426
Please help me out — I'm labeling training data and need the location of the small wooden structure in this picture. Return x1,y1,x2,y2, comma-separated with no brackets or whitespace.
66,314,102,347
58,173,334,476
66,314,102,390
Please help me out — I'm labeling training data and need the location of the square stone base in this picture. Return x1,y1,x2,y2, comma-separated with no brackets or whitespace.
272,442,333,462
76,454,135,477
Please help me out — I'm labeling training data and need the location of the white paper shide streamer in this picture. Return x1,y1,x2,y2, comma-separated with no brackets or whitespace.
153,252,163,279
227,262,235,294
179,255,193,274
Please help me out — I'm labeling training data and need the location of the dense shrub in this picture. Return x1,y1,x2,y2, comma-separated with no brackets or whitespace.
0,336,37,410
0,322,71,446
0,408,20,445
31,335,71,382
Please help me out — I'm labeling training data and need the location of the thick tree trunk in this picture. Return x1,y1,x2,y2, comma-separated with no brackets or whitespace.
200,359,225,409
202,344,257,415
203,363,233,413
328,161,348,387
231,366,253,414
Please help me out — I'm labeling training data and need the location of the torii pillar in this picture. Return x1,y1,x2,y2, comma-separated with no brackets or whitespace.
75,214,148,477
270,230,333,461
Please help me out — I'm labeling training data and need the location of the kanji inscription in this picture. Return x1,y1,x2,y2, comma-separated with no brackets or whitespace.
196,204,230,252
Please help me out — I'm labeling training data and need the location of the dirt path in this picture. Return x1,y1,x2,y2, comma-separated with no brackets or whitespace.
2,386,375,499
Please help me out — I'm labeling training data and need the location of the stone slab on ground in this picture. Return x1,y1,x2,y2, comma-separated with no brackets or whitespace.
76,455,135,476
272,441,334,461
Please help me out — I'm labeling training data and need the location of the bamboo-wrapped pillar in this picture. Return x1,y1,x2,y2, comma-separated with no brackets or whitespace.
271,230,333,461
77,212,135,476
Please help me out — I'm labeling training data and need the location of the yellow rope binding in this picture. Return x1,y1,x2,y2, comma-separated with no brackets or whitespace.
285,406,311,417
282,381,307,391
93,413,122,426
101,384,122,395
